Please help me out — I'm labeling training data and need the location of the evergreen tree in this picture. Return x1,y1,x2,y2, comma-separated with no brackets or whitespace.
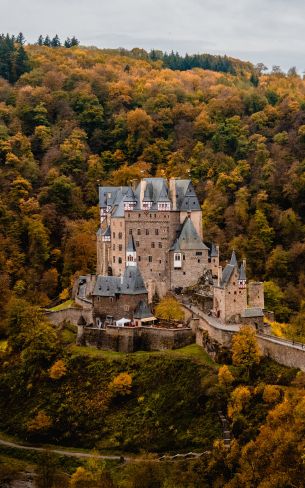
51,34,61,47
64,37,71,48
70,36,80,47
16,32,25,45
37,35,44,46
43,35,51,47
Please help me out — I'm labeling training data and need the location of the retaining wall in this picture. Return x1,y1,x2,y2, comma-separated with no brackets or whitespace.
78,325,195,353
45,307,93,326
257,335,305,372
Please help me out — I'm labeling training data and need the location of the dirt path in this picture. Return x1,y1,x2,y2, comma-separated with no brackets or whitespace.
0,437,127,461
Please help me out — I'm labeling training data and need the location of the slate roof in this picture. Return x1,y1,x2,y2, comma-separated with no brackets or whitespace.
239,263,246,281
220,264,235,287
133,300,154,319
241,308,264,318
99,186,129,208
99,178,201,213
210,242,218,258
93,266,147,297
170,217,209,251
230,250,238,267
175,180,201,211
127,234,136,252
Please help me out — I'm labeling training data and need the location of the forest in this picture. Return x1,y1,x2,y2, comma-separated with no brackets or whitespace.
0,36,304,338
0,35,305,487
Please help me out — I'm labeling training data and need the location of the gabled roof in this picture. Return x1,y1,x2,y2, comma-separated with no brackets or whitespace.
134,300,154,319
98,186,129,209
170,217,209,251
121,266,146,294
175,180,201,211
92,266,147,297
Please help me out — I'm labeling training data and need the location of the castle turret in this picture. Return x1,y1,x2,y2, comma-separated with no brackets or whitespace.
238,260,247,289
210,243,220,278
126,235,137,267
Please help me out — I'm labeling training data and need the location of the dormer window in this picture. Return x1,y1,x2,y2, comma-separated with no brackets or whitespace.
174,252,182,269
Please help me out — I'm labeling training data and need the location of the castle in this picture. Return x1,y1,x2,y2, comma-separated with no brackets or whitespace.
78,177,264,330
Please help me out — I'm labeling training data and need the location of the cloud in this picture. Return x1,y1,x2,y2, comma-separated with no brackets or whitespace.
2,0,305,70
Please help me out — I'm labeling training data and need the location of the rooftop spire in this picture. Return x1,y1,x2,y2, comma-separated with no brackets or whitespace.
230,250,238,267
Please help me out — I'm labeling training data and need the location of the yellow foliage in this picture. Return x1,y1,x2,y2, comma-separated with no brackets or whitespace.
70,467,93,488
155,296,184,322
49,359,67,380
264,317,288,338
109,372,132,395
262,384,281,404
27,410,52,432
229,386,251,416
59,288,70,301
218,365,234,387
232,326,260,371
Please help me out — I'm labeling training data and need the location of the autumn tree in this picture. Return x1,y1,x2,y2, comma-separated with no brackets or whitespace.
232,326,260,378
155,296,184,322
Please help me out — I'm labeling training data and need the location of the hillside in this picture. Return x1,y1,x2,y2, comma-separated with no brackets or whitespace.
0,43,305,340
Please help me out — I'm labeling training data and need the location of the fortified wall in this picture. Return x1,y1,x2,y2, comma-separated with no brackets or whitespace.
182,303,305,372
77,325,194,353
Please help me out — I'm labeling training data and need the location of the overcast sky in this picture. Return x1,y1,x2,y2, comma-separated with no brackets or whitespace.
2,0,305,71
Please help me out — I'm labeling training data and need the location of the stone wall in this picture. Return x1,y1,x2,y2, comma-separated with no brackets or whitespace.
169,248,209,289
257,335,305,372
93,292,147,323
45,307,93,326
180,302,305,372
78,325,195,353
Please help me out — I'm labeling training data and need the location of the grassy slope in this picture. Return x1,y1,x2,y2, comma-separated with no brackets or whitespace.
0,346,221,454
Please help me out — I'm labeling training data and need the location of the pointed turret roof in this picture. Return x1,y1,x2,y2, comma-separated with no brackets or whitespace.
170,217,209,251
229,250,238,267
210,242,218,257
239,262,246,281
127,234,136,253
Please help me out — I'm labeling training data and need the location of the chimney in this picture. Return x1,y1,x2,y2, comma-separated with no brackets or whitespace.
131,179,139,192
216,245,220,257
169,178,177,210
242,258,247,269
139,180,146,210
217,266,222,287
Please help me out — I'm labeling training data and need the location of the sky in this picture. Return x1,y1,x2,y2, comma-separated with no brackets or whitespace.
2,0,305,71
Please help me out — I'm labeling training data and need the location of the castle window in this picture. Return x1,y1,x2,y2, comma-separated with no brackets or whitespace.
124,305,130,312
137,229,141,235
138,213,141,218
148,256,152,262
119,244,122,251
198,259,200,263
151,242,155,248
155,229,159,235
118,257,122,264
138,256,141,261
113,256,116,263
234,291,237,295
109,297,113,302
129,229,132,235
136,241,139,247
113,232,116,238
183,254,185,260
118,232,122,239
113,244,115,251
196,252,202,256
158,242,162,248
146,229,149,235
